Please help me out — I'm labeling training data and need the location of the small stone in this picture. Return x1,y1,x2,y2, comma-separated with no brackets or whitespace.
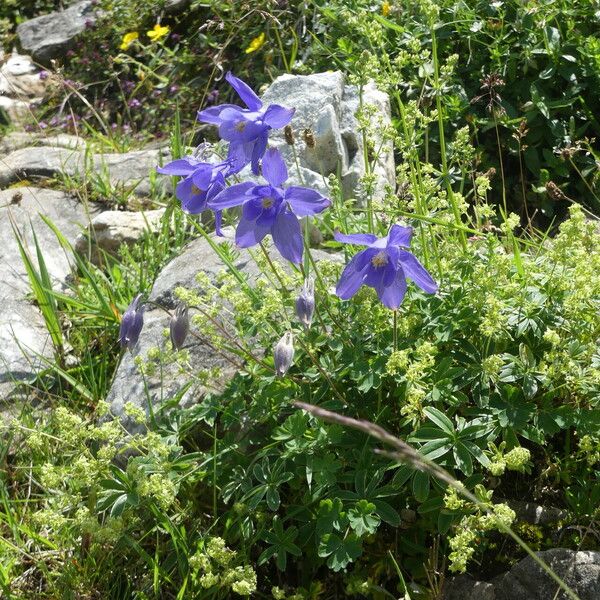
74,209,166,264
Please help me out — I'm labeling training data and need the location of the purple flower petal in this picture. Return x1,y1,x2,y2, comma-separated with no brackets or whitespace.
398,250,438,293
176,178,207,213
336,251,369,299
215,211,223,236
226,142,249,174
219,115,267,143
377,267,408,310
272,209,303,264
242,197,265,221
156,158,198,176
209,182,256,209
196,103,239,125
262,148,288,187
236,216,270,247
285,186,331,217
334,232,378,246
263,104,295,129
191,167,214,191
225,72,263,112
251,132,269,175
388,224,413,248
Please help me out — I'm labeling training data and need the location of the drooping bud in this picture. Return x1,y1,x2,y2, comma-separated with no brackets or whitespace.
295,276,315,329
119,294,144,351
170,304,189,350
274,332,294,377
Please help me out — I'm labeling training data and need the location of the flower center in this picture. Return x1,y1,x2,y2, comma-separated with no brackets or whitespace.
261,196,274,209
191,184,203,195
371,251,388,268
235,121,247,132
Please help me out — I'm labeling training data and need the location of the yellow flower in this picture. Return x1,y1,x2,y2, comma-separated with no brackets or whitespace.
245,32,266,54
382,1,392,16
147,23,170,42
119,31,138,50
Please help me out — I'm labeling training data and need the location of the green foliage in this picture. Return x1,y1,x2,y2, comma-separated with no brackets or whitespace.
2,0,600,597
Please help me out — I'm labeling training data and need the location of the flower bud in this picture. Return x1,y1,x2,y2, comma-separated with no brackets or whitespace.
170,304,189,350
295,276,315,329
274,332,294,377
119,294,144,351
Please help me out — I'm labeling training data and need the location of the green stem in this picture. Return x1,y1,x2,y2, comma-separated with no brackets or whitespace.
212,421,218,518
431,23,467,251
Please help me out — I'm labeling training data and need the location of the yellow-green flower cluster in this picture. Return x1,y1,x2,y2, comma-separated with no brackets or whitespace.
190,537,257,596
448,496,515,572
578,435,600,466
487,442,531,476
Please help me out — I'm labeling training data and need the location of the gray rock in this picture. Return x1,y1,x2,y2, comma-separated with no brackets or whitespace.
0,50,48,125
443,549,600,600
0,146,169,197
0,187,92,399
16,1,96,64
165,0,191,13
261,72,395,203
75,208,166,264
494,549,600,600
507,500,568,525
0,146,84,187
444,575,496,600
106,228,337,431
340,81,396,202
0,132,85,154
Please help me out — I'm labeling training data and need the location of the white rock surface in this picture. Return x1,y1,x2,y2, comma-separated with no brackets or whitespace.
261,72,395,204
0,187,92,400
75,208,166,264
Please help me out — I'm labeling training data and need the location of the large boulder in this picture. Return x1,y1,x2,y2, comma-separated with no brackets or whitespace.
16,1,96,64
106,229,336,431
494,549,600,600
0,187,93,401
444,549,600,600
261,72,395,203
0,145,169,198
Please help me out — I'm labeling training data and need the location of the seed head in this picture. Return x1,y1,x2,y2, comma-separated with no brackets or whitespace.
284,125,295,145
303,128,316,149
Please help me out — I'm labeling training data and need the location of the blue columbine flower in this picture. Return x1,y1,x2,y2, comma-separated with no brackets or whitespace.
197,72,295,174
157,147,245,234
208,148,331,264
119,294,145,350
335,225,438,310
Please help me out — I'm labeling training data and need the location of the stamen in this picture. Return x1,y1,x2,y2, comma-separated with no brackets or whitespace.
191,184,203,195
235,121,247,132
371,251,388,268
262,197,274,209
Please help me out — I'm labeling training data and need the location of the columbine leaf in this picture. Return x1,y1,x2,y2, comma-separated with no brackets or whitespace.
348,500,380,536
318,533,362,572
